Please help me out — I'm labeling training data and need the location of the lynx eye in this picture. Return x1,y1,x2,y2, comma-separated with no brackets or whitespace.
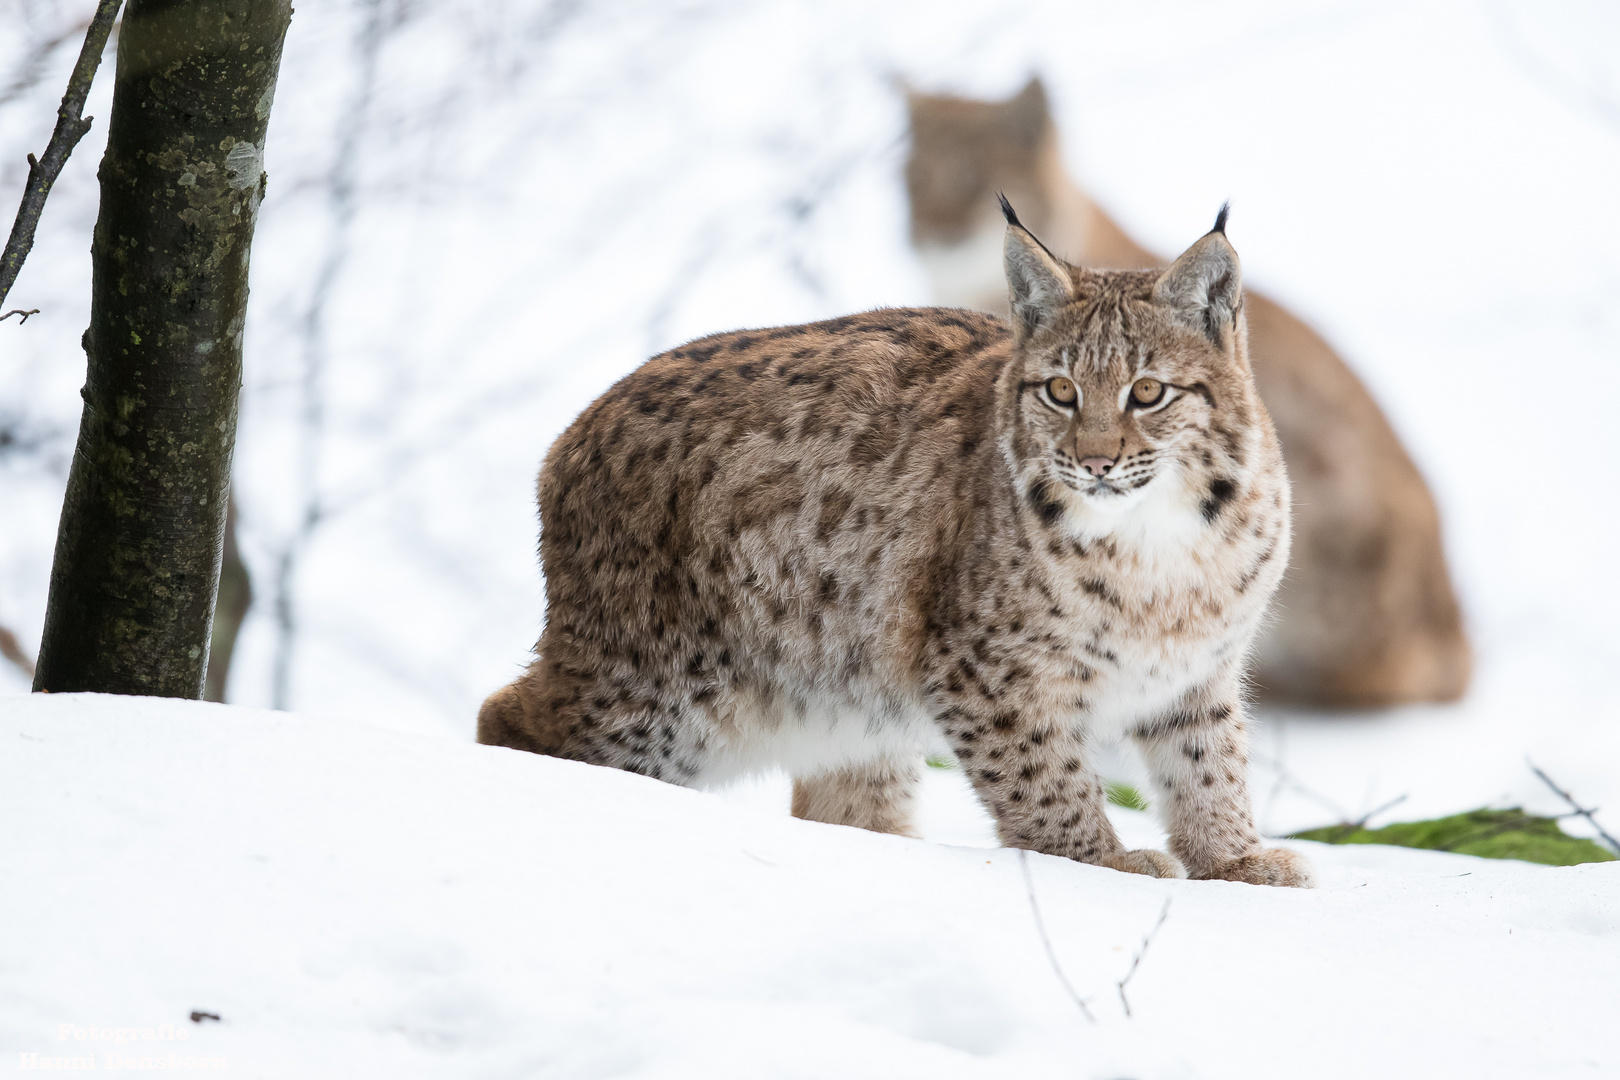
1046,377,1078,406
1130,377,1165,407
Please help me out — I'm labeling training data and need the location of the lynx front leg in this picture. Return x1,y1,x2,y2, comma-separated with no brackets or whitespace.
792,757,921,837
941,704,1182,878
1132,696,1314,887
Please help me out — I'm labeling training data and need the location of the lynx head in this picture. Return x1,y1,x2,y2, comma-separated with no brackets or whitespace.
905,77,1056,247
997,197,1277,547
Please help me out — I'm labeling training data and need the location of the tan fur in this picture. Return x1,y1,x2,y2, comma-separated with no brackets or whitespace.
481,211,1312,888
906,79,1469,707
791,759,921,837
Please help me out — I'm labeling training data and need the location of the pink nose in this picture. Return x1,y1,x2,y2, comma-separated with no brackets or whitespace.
1079,456,1115,478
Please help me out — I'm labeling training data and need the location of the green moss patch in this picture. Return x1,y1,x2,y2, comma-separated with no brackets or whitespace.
1291,808,1616,866
1105,781,1148,812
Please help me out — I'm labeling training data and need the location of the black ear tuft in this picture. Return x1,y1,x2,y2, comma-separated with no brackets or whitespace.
1002,199,1073,340
998,192,1021,228
1212,201,1231,236
1154,222,1243,351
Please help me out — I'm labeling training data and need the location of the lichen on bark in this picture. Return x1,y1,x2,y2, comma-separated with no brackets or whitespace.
34,0,293,697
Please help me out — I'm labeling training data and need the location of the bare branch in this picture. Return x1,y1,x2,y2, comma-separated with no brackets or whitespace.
0,18,93,111
1252,745,1354,834
1528,759,1620,856
1352,793,1409,828
1117,898,1171,1019
1,308,40,323
1016,849,1096,1023
0,0,123,311
0,625,37,678
1308,793,1412,844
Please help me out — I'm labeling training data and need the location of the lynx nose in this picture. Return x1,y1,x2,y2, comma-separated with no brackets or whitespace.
1079,456,1116,478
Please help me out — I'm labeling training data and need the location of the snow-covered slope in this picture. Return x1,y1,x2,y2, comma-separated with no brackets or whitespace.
2,694,1615,1078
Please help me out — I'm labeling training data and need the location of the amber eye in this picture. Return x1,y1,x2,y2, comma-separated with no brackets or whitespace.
1130,377,1165,407
1046,377,1078,406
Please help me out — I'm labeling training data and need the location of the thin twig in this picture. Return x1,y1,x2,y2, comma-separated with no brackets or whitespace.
1016,849,1096,1023
1314,793,1411,843
1117,898,1171,1019
1,308,40,323
1351,793,1408,828
1528,759,1620,856
0,18,93,110
0,625,37,678
0,0,123,310
1252,748,1353,837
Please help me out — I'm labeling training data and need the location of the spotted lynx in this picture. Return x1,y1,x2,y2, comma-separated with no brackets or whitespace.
479,201,1313,886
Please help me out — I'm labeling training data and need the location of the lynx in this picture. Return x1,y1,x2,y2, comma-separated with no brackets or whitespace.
479,201,1313,887
907,78,1469,707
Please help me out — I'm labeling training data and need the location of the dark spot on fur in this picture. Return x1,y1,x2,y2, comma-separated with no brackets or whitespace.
1026,479,1064,527
816,487,855,541
1080,578,1123,609
1201,477,1237,523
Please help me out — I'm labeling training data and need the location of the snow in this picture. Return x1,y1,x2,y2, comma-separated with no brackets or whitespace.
2,693,1616,1078
3,1,1620,1072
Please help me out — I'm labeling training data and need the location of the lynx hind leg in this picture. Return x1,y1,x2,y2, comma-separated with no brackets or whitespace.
477,677,548,753
791,757,922,837
477,653,702,781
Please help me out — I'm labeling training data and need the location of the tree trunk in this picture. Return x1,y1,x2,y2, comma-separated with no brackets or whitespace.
33,0,292,698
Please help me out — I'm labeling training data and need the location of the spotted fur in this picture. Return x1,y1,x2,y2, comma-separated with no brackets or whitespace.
479,212,1314,887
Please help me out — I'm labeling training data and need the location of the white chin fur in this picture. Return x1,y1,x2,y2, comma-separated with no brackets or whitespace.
1061,466,1207,559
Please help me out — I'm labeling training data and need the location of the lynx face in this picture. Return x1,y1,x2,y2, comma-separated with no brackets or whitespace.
1000,200,1262,550
1022,317,1237,514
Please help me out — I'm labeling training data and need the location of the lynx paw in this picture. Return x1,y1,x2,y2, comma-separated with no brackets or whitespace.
1201,847,1316,888
1100,849,1187,879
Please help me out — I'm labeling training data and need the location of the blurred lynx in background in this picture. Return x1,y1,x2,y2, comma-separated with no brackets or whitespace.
905,79,1470,708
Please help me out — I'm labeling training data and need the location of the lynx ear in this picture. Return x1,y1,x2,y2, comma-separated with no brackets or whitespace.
1001,77,1050,149
1153,204,1242,351
1001,194,1072,339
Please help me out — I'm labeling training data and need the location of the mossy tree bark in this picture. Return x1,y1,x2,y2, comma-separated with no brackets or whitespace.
33,0,292,697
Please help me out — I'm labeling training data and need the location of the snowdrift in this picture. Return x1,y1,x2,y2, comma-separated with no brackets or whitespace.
2,693,1615,1078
